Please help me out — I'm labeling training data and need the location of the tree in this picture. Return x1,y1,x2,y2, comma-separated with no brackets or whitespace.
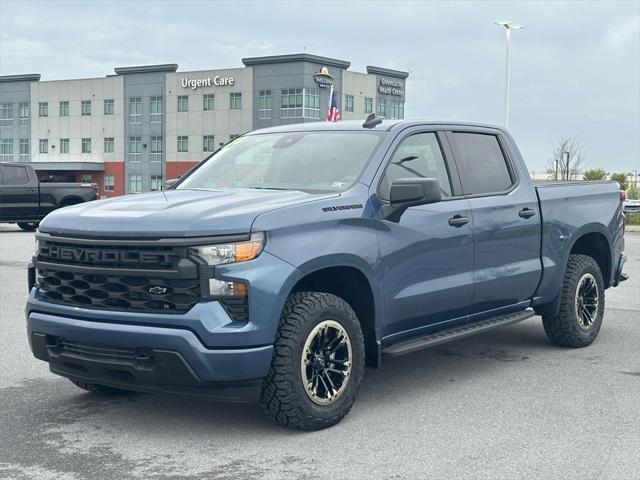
583,168,608,181
546,137,587,181
627,184,639,199
610,173,628,191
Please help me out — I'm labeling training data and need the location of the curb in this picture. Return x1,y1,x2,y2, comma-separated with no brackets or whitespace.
626,225,640,232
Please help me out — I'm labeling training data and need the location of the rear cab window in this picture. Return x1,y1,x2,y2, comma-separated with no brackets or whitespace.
449,132,514,195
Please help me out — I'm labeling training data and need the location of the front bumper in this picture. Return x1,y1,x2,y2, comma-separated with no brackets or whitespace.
27,310,273,401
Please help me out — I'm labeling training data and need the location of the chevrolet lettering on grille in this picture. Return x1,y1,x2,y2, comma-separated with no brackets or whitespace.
40,245,175,265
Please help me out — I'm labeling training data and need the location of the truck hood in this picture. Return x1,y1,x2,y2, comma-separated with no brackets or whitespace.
39,188,337,238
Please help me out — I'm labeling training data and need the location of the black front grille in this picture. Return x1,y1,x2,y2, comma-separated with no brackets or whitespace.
38,240,179,270
38,268,201,313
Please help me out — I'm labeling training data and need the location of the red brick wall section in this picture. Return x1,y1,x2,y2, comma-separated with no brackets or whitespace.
165,162,199,181
102,162,125,198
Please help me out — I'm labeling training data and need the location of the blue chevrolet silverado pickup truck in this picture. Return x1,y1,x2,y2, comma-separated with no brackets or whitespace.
26,118,627,430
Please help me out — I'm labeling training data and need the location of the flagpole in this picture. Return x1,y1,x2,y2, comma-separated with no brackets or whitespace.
327,85,333,121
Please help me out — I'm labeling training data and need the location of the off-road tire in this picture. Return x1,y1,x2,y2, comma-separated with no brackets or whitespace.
542,254,605,348
260,292,365,430
69,378,130,395
17,222,39,231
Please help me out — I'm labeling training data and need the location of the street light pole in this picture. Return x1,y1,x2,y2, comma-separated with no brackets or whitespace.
495,21,523,129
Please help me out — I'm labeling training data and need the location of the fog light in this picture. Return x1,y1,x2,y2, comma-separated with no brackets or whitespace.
208,279,247,297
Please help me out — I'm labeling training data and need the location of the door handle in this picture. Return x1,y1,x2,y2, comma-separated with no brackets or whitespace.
448,215,470,227
519,208,536,219
27,188,38,192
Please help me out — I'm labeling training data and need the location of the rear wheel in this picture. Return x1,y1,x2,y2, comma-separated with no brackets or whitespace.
17,222,39,231
260,292,365,430
69,378,131,395
542,254,605,348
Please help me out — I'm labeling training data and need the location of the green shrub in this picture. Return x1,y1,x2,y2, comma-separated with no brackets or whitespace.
626,213,640,226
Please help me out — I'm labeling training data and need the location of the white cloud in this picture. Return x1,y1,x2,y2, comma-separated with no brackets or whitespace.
604,15,640,47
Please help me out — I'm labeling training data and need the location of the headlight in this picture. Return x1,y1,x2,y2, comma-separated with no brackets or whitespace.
189,232,265,266
34,237,40,256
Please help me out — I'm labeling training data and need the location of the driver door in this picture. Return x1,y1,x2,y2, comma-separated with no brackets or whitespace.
374,130,474,343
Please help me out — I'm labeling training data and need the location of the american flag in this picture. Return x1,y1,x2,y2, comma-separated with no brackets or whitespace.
326,87,340,122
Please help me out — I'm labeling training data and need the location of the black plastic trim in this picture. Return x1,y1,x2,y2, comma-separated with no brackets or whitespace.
36,231,251,246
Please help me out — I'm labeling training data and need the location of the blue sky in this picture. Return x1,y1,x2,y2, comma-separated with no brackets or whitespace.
1,0,638,173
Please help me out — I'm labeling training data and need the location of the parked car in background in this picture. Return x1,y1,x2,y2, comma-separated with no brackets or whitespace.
0,163,98,231
26,119,627,430
623,198,640,214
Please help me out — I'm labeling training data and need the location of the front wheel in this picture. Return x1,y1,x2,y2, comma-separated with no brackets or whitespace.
542,254,605,348
260,292,365,430
17,222,39,231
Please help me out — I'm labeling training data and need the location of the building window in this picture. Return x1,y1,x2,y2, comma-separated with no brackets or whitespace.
0,104,13,127
150,136,162,161
81,100,91,116
104,99,114,115
129,97,142,123
150,96,162,123
39,102,48,117
129,136,142,160
104,137,114,153
203,135,216,152
0,139,12,161
364,97,373,114
19,139,29,161
390,100,404,120
229,92,242,110
376,98,386,118
81,174,92,183
151,175,163,191
82,138,91,153
59,138,69,154
203,94,215,111
257,90,271,119
345,95,354,113
281,88,303,118
39,139,48,154
129,175,142,194
177,136,188,152
177,95,189,112
304,89,321,118
59,101,69,117
19,102,29,127
104,175,115,192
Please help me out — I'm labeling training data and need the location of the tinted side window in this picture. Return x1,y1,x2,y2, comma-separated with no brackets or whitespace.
379,132,452,201
1,166,30,185
450,132,513,195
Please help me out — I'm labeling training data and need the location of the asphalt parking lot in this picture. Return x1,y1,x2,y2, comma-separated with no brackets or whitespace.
1,224,638,480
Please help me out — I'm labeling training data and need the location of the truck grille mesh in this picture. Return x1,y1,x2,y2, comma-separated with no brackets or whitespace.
37,268,201,313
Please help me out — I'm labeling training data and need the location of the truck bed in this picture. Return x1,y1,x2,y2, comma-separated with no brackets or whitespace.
533,180,624,307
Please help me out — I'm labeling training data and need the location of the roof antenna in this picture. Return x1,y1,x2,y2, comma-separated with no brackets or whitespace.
362,113,382,128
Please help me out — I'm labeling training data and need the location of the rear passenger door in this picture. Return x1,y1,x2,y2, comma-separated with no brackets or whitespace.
446,129,542,319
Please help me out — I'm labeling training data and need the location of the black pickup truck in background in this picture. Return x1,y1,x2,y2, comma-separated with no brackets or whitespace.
0,163,98,231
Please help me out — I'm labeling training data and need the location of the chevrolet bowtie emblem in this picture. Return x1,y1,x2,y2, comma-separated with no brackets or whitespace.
147,286,168,295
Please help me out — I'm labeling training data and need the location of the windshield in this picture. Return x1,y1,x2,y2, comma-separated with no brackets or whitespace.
177,131,386,193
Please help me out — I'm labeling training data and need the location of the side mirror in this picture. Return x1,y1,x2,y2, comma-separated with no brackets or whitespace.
162,179,178,190
385,177,442,222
